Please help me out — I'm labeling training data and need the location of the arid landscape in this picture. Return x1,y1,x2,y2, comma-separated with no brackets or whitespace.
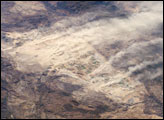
1,1,163,119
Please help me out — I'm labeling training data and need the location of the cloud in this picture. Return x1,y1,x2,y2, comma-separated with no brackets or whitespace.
3,1,163,75
48,1,163,76
43,1,162,43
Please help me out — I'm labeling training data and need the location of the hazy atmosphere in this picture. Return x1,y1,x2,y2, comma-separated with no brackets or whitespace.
1,1,163,119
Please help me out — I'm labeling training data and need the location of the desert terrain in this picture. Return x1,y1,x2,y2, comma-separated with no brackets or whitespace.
1,1,163,119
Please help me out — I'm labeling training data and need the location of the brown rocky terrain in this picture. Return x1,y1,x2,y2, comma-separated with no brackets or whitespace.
1,1,163,119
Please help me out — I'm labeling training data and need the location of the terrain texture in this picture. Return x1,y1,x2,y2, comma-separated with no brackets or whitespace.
1,1,163,119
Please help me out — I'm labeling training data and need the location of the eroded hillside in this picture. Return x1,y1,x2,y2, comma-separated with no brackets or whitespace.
1,1,163,119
